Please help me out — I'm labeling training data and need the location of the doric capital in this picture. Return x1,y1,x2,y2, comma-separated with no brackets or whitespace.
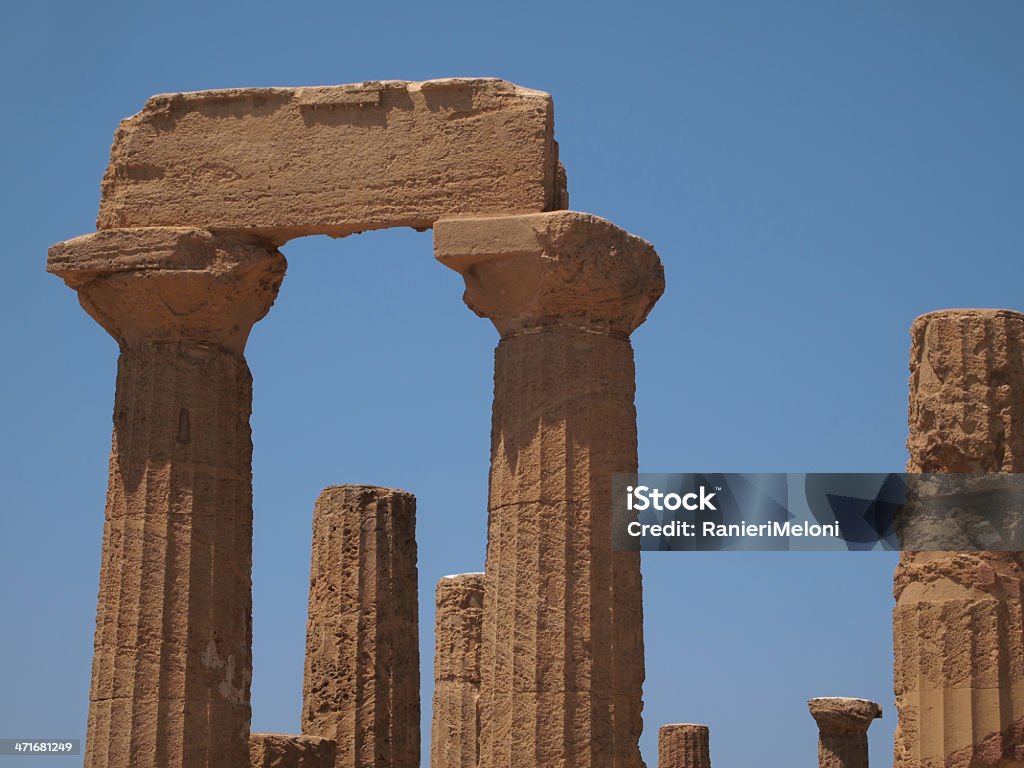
47,227,286,354
808,697,882,735
434,211,664,337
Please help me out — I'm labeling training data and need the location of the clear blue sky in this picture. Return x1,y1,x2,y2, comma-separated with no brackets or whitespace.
3,2,1023,766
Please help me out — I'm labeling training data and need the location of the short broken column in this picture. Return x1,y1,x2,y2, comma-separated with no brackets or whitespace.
249,734,337,768
894,310,1024,768
430,573,485,768
302,485,420,768
46,228,286,768
658,724,711,768
808,698,881,768
436,211,665,768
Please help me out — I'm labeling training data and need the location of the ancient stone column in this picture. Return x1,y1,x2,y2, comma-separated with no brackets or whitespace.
658,724,711,768
895,309,1024,768
809,698,881,768
302,485,420,768
435,211,665,768
431,573,485,768
46,228,286,768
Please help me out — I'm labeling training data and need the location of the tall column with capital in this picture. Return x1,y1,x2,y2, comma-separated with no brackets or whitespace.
47,228,286,768
895,309,1024,768
435,211,664,768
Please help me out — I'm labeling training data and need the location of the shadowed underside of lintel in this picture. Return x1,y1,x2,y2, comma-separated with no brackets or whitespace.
97,77,568,244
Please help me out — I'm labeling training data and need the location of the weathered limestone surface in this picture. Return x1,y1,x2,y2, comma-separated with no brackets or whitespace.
431,573,485,768
47,228,286,768
98,78,567,243
895,309,1024,768
302,485,420,768
809,698,881,768
436,211,664,768
657,724,711,768
249,734,336,768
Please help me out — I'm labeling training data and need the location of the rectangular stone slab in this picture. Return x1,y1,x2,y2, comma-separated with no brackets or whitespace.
97,78,564,243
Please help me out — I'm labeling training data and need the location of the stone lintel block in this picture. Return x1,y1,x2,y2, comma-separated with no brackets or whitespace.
47,227,285,353
249,733,337,768
434,211,664,336
98,78,565,242
809,698,882,734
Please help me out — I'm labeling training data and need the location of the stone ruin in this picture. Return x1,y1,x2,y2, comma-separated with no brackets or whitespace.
46,78,1024,768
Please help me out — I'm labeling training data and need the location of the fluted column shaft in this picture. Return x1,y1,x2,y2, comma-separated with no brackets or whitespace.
657,724,710,768
436,211,664,768
47,228,286,768
431,573,485,768
485,326,643,768
895,309,1024,768
302,485,420,768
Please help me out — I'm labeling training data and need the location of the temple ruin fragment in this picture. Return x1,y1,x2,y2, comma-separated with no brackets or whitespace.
657,724,711,768
430,573,485,768
303,486,420,768
895,309,1024,768
808,698,881,768
48,228,285,768
249,734,335,768
435,211,661,768
47,76,1024,768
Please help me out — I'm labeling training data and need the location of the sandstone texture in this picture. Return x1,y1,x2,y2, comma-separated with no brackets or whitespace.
895,309,1024,768
430,573,485,768
46,229,285,768
97,79,566,243
302,486,420,768
436,211,664,768
808,698,881,768
657,724,711,768
249,734,337,768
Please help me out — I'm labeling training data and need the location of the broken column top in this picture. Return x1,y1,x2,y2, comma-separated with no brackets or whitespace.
658,724,711,768
434,573,484,686
434,210,665,336
317,484,414,501
913,307,1024,322
908,308,1024,473
436,573,485,607
98,78,564,243
808,698,882,732
249,734,336,768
